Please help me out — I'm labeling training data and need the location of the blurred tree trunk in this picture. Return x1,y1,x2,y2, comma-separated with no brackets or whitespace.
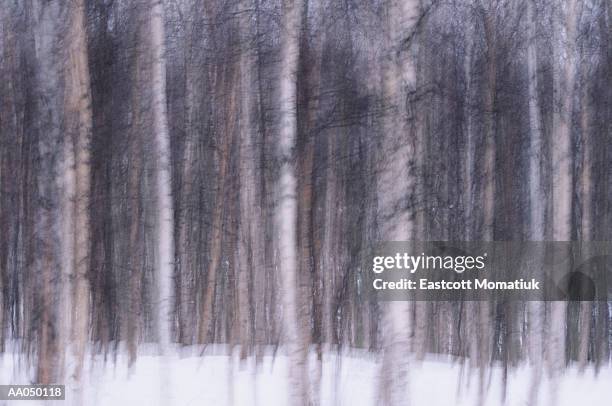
176,4,196,345
127,61,144,365
412,11,430,361
150,0,173,353
526,1,545,404
322,123,337,347
277,0,309,403
549,0,579,404
378,0,420,405
578,76,591,371
63,0,93,397
199,62,236,343
475,4,497,405
462,13,480,376
0,6,10,355
296,1,324,401
150,1,174,404
33,1,62,384
237,0,258,359
594,0,611,373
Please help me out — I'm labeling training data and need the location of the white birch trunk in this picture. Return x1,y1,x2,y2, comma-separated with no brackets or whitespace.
463,22,474,239
237,0,257,359
277,0,308,403
322,129,336,349
578,80,591,371
150,0,174,402
151,0,174,353
526,2,545,404
550,0,579,404
462,20,482,379
475,8,497,406
527,0,544,242
378,0,419,405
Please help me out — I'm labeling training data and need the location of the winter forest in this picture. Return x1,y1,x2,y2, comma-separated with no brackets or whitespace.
0,0,611,404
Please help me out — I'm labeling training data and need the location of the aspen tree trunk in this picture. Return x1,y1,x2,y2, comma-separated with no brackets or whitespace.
462,17,481,378
412,23,428,361
550,0,579,404
251,0,280,345
124,24,147,363
33,0,62,383
378,0,419,405
127,146,143,366
526,1,545,404
578,79,591,371
593,0,611,373
475,6,497,406
60,101,76,387
297,2,315,358
149,1,176,404
322,11,338,347
177,9,196,344
277,0,308,403
63,0,93,399
237,0,257,359
322,134,337,347
0,6,6,355
527,0,545,242
253,0,272,356
296,2,325,401
463,22,474,239
127,69,143,365
150,3,174,403
197,3,238,337
482,5,496,241
177,143,193,344
150,0,174,352
199,63,236,343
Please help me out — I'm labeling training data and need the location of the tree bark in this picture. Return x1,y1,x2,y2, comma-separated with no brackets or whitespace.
63,1,93,399
150,2,174,404
549,0,579,404
526,1,545,404
577,78,591,371
277,0,308,403
150,0,174,351
378,0,420,405
237,0,258,358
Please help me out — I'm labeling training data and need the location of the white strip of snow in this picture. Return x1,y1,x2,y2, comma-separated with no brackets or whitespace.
0,347,610,406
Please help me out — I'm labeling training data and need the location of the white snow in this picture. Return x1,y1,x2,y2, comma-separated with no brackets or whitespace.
0,345,610,405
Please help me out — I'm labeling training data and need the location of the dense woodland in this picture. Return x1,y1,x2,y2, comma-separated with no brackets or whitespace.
0,0,611,404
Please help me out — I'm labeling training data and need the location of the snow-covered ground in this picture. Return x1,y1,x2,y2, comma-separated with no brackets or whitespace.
1,346,610,405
